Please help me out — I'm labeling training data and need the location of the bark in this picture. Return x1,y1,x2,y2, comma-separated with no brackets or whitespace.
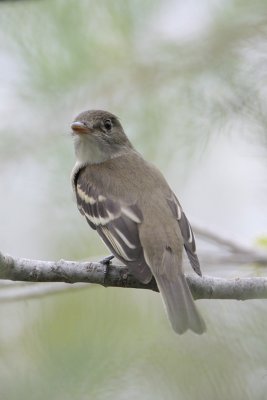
1,251,267,301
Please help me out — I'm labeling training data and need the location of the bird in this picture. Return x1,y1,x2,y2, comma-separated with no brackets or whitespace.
70,109,206,334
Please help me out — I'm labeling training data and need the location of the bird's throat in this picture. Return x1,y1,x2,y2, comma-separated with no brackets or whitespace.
74,135,108,165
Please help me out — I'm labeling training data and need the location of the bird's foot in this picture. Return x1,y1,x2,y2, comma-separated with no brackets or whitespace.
99,255,114,286
99,255,114,266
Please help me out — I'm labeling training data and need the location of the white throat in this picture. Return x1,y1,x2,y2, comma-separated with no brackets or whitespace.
73,135,108,165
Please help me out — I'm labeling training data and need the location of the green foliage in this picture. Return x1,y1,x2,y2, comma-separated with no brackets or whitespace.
256,235,267,248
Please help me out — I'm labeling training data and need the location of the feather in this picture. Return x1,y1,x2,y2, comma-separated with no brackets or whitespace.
167,194,202,276
155,247,206,334
75,168,152,283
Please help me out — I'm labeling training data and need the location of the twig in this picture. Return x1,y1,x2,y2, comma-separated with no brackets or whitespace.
0,282,89,303
193,225,267,265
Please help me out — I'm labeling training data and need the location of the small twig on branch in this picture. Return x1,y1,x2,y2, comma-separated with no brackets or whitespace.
1,250,267,301
193,225,252,253
193,225,267,265
0,282,89,303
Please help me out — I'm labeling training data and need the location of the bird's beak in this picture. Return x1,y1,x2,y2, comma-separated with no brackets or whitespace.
71,121,90,134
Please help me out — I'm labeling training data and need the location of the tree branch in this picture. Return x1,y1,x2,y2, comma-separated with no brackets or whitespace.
194,225,267,265
0,282,90,303
1,250,267,301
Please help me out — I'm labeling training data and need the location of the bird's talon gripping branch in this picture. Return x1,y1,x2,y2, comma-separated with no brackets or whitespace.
99,255,114,266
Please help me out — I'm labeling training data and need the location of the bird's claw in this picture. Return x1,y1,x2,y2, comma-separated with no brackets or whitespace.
99,255,114,266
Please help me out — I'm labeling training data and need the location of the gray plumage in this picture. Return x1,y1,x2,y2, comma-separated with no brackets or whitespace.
71,109,206,334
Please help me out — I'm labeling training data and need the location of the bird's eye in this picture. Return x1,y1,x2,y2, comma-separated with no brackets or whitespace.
104,119,112,131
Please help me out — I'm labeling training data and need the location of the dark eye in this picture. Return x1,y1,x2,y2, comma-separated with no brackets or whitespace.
104,119,112,131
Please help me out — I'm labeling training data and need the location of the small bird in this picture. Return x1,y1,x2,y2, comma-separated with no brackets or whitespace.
70,109,206,334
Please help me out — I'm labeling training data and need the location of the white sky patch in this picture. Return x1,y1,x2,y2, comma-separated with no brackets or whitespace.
154,0,215,42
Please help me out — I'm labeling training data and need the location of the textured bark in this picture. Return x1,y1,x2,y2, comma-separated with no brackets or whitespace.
1,251,267,301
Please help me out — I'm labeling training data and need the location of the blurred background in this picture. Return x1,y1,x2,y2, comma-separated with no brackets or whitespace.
1,0,267,399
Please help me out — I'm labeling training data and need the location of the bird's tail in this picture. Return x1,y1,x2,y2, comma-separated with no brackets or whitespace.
156,273,205,334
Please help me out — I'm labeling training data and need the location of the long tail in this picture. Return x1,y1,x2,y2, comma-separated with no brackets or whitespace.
155,272,206,334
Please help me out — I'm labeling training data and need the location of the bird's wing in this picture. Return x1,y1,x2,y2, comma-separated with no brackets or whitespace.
75,176,152,283
167,193,202,276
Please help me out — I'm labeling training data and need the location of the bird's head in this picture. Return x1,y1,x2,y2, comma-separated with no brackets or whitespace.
71,110,132,164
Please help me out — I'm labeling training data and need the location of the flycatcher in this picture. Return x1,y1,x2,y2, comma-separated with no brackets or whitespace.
71,109,205,334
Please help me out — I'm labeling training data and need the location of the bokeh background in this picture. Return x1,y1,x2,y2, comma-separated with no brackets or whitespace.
1,0,267,399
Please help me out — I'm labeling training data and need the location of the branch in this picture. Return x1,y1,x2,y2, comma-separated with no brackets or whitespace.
0,282,90,303
1,250,267,301
0,251,158,289
193,225,267,265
